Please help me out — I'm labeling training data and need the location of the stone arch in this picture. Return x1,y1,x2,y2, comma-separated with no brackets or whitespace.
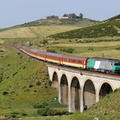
70,76,80,112
99,82,113,99
52,72,59,90
60,74,68,104
83,79,96,109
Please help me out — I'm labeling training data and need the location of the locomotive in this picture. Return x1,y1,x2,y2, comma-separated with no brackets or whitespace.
19,45,120,74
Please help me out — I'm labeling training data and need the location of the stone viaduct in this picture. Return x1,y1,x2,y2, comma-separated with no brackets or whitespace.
47,64,120,112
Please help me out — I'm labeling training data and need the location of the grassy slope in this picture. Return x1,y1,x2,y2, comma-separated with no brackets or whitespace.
0,45,57,117
47,40,120,59
49,20,120,39
17,18,98,27
0,26,79,47
0,26,79,38
20,89,120,120
42,20,120,59
85,89,120,120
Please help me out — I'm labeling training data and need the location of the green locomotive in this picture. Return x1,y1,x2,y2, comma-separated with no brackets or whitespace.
87,57,120,74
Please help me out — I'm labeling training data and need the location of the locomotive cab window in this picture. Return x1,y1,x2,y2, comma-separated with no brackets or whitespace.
114,63,120,65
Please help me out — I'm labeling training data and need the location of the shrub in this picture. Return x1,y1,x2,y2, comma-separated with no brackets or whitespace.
47,49,57,53
29,84,34,88
62,48,74,53
36,81,41,86
34,102,48,108
40,40,48,44
3,91,9,95
34,98,67,108
37,108,70,116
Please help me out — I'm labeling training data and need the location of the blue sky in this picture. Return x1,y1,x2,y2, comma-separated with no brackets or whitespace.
0,0,119,28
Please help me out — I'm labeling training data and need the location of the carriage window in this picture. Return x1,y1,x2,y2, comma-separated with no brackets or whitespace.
64,58,68,61
78,60,82,63
39,54,44,57
72,60,76,63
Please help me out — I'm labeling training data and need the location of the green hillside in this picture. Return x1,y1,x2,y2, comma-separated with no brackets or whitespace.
16,89,120,120
85,88,120,120
16,18,98,27
0,45,61,118
0,26,79,46
49,20,120,39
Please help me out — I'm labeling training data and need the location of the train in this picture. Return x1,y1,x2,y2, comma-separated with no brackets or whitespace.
19,45,120,74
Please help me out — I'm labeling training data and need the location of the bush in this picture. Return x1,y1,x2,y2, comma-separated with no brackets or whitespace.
34,102,48,108
37,108,71,116
47,49,57,53
29,84,34,88
62,48,74,53
34,98,67,108
3,91,9,95
36,81,41,86
40,40,48,44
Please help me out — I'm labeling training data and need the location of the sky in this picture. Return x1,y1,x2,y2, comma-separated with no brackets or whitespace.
0,0,120,28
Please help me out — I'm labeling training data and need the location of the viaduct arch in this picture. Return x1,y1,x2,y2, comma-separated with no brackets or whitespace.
70,77,80,112
48,65,120,112
52,72,58,90
60,74,68,104
83,80,96,108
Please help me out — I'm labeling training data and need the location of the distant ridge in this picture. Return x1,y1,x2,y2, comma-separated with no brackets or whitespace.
103,14,120,22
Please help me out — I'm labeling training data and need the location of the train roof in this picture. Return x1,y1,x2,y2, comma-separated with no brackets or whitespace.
22,45,31,49
62,54,88,60
46,52,63,57
21,45,46,53
89,57,120,62
31,48,39,52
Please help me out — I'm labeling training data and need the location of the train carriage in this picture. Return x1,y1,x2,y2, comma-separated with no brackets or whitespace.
29,48,39,58
87,57,120,74
19,45,32,55
46,52,63,64
62,54,88,68
20,45,47,60
36,51,46,61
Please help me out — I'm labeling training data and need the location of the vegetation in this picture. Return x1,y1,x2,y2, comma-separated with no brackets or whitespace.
49,20,120,39
14,15,97,27
0,26,79,47
84,89,120,120
34,98,67,109
37,108,70,116
0,45,62,118
16,89,120,120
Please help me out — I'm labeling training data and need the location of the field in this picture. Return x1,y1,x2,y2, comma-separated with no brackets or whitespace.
0,26,78,38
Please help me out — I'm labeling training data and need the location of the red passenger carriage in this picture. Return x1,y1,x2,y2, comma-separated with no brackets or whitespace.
62,54,88,68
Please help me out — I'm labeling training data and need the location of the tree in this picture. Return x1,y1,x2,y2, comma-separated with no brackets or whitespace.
68,13,77,19
46,15,59,19
63,14,69,17
79,13,83,19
